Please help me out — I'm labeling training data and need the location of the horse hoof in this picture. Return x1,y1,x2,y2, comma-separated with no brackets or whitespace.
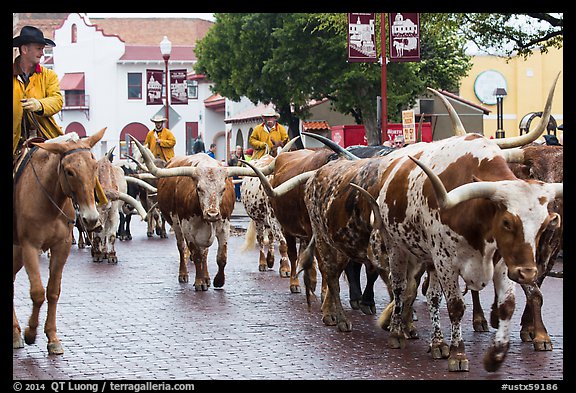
24,327,38,345
13,333,24,349
47,341,64,355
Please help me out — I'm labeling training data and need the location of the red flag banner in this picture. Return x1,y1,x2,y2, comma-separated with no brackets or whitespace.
388,13,421,62
170,69,188,105
347,13,377,63
146,69,163,105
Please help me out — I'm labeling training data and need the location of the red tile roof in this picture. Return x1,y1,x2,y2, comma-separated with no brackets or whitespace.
302,121,331,131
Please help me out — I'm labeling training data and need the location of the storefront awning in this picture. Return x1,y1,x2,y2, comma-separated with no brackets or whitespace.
59,72,85,90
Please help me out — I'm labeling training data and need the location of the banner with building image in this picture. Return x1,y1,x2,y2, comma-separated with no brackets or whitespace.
170,69,188,105
146,69,163,105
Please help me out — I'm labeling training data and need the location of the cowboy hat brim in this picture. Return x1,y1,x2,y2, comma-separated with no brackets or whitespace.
13,36,56,47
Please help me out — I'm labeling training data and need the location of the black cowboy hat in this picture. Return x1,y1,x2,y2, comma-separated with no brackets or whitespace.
13,26,56,47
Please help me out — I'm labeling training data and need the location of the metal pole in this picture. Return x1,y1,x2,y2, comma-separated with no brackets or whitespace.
380,13,388,143
163,55,170,128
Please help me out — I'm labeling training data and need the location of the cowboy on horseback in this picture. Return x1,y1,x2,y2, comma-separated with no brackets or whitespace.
13,26,64,158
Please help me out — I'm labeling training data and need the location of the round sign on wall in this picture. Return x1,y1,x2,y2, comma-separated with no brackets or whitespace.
474,70,507,106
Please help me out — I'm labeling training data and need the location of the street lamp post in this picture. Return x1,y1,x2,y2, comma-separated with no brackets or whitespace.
160,36,172,128
494,87,507,139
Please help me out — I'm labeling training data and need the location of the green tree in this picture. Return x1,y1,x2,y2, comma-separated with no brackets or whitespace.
431,13,563,59
195,13,472,145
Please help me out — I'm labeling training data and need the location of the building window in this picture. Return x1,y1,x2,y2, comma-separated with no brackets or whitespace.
187,80,198,99
71,24,77,43
128,73,142,99
65,90,86,106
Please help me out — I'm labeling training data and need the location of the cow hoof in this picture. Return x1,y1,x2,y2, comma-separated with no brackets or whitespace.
13,333,24,349
107,257,118,264
337,321,352,332
387,334,406,349
520,329,533,342
473,317,489,332
24,327,37,345
429,342,450,359
279,269,290,278
258,264,267,272
349,299,360,310
147,232,153,237
533,340,553,351
178,275,189,283
359,303,376,315
322,315,337,326
448,356,469,372
483,345,508,372
47,341,64,355
194,283,209,291
290,284,301,293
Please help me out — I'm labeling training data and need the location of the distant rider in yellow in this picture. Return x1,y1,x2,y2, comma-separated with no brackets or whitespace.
249,109,289,160
144,115,176,161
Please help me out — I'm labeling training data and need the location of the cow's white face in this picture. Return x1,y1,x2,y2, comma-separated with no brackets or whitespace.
491,181,560,283
193,167,229,222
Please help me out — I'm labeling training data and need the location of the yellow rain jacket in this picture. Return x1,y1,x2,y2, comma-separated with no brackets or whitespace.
249,122,289,159
144,128,176,161
13,56,64,156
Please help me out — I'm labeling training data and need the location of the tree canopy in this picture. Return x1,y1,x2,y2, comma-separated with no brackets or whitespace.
197,13,555,144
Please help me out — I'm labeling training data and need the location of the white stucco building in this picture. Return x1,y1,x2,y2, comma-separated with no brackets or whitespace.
50,13,231,162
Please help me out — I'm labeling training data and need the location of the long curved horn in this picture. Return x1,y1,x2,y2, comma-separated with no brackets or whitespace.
409,155,501,209
301,132,360,161
494,71,561,149
501,147,525,163
227,164,266,178
132,172,157,180
551,183,563,199
125,154,149,172
128,135,199,178
240,159,315,198
105,146,116,161
349,183,383,230
118,191,148,220
278,135,301,154
426,88,467,136
125,176,158,193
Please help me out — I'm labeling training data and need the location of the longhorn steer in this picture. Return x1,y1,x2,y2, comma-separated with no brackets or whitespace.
470,142,563,351
349,74,561,372
91,153,147,263
130,135,256,290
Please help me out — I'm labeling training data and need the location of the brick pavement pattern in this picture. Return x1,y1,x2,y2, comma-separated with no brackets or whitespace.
13,212,563,381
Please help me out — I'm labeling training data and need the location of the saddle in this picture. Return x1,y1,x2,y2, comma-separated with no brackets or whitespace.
13,137,46,184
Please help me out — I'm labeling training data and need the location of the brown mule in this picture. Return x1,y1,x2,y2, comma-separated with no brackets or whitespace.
13,128,106,355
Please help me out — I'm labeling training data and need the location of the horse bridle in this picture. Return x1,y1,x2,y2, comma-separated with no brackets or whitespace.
28,147,94,226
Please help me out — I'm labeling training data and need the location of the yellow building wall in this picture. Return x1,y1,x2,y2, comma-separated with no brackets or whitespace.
459,47,563,143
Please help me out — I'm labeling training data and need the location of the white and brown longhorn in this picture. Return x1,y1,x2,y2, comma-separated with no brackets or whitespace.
348,72,562,373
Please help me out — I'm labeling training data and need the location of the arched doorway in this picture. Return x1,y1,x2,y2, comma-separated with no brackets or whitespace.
234,128,244,149
119,122,149,158
65,121,86,137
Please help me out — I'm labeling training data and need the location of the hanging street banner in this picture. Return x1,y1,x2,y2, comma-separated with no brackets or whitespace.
170,69,188,105
347,13,378,62
388,13,421,62
146,69,163,105
402,109,416,143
